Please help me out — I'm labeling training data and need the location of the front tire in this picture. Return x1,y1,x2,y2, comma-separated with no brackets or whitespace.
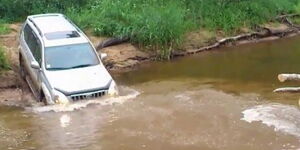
19,54,26,80
38,91,48,105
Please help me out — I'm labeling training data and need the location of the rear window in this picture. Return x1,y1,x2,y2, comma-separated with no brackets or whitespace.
44,31,80,40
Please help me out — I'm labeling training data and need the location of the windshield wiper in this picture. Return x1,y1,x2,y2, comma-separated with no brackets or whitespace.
47,67,70,70
47,64,93,70
71,64,93,69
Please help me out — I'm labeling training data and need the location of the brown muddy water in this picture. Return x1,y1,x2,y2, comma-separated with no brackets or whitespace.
1,36,300,150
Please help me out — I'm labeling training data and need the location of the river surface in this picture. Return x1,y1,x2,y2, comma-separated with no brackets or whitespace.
1,36,300,150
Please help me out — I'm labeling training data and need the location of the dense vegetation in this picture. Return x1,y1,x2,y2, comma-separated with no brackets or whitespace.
0,46,9,71
0,20,10,35
0,0,299,58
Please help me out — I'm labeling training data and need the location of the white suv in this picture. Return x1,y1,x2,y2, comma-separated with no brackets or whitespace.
19,13,118,105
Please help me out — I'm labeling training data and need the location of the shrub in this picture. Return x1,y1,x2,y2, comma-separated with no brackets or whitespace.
1,0,299,58
184,0,298,32
0,24,10,35
0,0,92,21
0,46,10,71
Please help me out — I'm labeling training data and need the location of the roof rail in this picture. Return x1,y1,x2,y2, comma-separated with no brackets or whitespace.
30,13,63,18
28,18,43,37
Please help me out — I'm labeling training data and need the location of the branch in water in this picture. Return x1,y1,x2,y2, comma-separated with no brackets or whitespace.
278,74,300,82
273,87,300,93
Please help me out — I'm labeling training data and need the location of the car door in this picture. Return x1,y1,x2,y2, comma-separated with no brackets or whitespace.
23,24,42,92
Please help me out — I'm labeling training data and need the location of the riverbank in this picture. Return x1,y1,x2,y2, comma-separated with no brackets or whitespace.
1,14,300,106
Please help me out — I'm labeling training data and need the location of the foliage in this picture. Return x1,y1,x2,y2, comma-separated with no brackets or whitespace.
69,0,298,57
184,0,298,32
295,1,300,13
0,0,92,21
0,24,10,35
1,0,300,58
0,46,10,71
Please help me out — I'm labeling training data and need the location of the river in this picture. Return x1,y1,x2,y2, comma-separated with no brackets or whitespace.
1,36,300,150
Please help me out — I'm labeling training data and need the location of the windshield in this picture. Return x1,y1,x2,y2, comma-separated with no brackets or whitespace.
45,43,99,70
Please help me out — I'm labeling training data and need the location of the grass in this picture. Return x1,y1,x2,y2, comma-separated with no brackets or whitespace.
0,24,10,35
0,46,10,71
0,20,10,71
69,0,299,58
1,0,300,58
0,20,10,35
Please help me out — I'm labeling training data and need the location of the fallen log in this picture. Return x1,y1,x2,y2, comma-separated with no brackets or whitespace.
273,87,300,93
96,36,130,51
174,28,281,56
278,74,300,82
276,14,300,20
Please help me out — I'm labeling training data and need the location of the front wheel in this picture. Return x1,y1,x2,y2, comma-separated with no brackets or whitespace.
19,54,26,80
38,91,48,105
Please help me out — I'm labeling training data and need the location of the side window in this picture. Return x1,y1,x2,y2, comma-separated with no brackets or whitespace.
24,24,42,64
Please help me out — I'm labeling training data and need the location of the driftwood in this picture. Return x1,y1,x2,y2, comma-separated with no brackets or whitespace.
276,14,300,20
275,74,300,94
96,37,129,51
273,87,300,93
173,32,260,56
275,73,300,108
278,74,300,82
173,27,297,56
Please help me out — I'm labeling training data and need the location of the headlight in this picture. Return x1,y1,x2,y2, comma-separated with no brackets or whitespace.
53,90,69,105
108,80,119,96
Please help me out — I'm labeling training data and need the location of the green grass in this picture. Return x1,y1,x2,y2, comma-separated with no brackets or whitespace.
0,20,10,35
0,24,10,35
68,0,299,58
0,46,10,71
1,0,300,58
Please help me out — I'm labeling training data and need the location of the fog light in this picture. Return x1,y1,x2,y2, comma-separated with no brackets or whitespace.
108,81,119,96
53,90,69,105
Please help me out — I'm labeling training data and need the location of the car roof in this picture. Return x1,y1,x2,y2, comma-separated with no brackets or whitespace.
27,13,89,47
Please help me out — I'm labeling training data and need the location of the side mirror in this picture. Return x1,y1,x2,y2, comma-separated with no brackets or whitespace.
31,61,40,69
100,53,107,59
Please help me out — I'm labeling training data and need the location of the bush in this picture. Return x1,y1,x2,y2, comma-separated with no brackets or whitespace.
184,0,298,32
0,24,10,35
0,0,92,21
67,0,298,57
0,46,10,71
1,0,299,58
68,0,190,58
94,0,187,45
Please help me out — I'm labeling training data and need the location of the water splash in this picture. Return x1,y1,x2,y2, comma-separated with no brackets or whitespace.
241,103,300,139
27,86,140,113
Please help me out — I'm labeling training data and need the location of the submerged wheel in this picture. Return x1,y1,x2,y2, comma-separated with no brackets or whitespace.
38,91,48,105
19,54,26,80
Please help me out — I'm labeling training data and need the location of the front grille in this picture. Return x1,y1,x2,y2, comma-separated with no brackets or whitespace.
70,90,107,101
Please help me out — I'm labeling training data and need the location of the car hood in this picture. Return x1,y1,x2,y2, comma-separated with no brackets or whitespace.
45,64,112,95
